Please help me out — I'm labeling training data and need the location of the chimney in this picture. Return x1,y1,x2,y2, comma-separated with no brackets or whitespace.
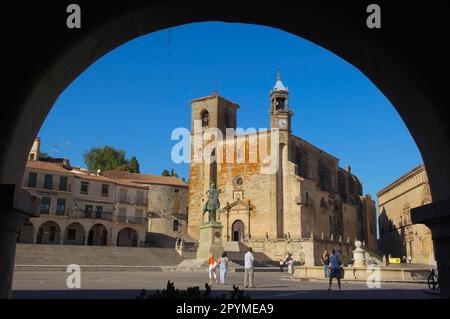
62,158,71,169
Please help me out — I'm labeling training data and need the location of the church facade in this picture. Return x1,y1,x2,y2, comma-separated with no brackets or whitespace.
187,73,377,265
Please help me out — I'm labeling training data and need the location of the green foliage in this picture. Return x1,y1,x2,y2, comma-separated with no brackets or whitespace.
136,281,250,300
129,156,140,173
162,168,179,178
162,169,170,176
339,253,351,266
83,145,140,173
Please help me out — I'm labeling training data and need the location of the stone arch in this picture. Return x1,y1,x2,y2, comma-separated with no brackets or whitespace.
117,227,138,247
231,220,245,242
2,1,450,298
87,224,108,246
36,221,62,245
64,222,86,245
200,109,209,127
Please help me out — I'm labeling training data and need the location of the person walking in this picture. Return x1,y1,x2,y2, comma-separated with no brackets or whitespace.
244,247,255,288
286,254,294,274
208,253,218,286
321,250,330,278
328,248,342,291
279,259,285,272
218,252,229,285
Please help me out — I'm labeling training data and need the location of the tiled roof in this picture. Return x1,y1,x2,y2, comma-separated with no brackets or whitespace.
103,170,188,187
26,160,72,174
73,173,114,183
114,178,148,189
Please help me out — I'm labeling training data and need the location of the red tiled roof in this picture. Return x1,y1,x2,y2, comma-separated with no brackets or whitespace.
73,173,114,183
26,160,72,174
103,170,188,187
114,178,148,189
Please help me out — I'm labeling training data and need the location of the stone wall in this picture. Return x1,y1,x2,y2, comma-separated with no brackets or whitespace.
377,165,435,265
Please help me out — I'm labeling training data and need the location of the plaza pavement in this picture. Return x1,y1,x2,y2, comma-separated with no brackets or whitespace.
12,271,436,299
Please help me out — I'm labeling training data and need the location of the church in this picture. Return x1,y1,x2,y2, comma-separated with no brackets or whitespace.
187,72,377,266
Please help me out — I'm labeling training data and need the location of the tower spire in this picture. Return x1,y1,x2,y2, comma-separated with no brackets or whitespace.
277,69,281,81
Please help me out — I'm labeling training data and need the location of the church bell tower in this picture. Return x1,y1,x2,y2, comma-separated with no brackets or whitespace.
270,70,293,131
269,70,293,239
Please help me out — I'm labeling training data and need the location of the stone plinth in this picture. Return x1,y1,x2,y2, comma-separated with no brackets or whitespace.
196,221,224,260
353,241,366,267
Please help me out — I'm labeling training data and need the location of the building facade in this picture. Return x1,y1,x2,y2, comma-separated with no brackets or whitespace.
377,164,435,265
102,170,189,246
188,73,377,265
18,139,149,247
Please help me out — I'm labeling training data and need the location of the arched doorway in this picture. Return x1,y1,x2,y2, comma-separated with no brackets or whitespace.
117,228,138,247
36,221,61,245
17,220,34,244
232,220,245,242
64,223,86,245
87,224,108,246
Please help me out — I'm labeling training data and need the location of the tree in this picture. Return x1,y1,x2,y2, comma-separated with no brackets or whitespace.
129,156,140,173
83,146,129,172
162,169,170,176
170,168,179,178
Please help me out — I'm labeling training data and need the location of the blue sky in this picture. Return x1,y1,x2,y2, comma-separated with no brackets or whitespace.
39,22,422,201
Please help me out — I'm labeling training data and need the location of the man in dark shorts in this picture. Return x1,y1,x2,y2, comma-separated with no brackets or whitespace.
328,248,342,291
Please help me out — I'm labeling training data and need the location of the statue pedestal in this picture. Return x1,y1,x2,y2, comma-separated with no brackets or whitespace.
196,221,224,260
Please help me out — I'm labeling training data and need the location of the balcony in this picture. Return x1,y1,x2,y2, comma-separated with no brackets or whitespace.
117,196,146,206
116,215,145,224
23,179,72,192
78,210,113,221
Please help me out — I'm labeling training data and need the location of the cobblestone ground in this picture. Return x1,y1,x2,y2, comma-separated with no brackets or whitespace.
12,271,435,299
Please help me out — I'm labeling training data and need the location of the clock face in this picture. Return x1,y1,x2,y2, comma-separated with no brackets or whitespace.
277,119,288,128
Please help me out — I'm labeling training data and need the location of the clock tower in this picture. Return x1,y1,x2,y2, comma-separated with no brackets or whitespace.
270,70,293,131
268,70,293,239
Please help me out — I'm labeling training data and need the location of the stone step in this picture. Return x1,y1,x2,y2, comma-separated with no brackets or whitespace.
15,244,183,267
223,241,240,252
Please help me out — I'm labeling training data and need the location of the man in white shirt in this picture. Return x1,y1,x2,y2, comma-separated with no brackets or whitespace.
244,247,255,288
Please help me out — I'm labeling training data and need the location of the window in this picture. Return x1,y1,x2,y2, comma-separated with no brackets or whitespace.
67,229,76,241
296,148,309,178
173,220,180,232
101,184,109,197
119,189,127,202
318,160,332,192
174,189,180,193
201,110,209,127
118,207,127,216
84,205,93,218
27,172,37,188
29,153,35,160
41,197,51,214
56,198,66,215
59,176,68,191
135,191,144,204
95,206,103,218
80,181,89,194
173,199,181,214
224,111,229,128
44,174,53,190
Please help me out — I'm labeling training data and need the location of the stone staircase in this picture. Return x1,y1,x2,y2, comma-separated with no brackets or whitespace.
225,242,279,267
15,244,183,271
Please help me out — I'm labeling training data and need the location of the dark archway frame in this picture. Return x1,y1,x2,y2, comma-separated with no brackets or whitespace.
2,1,450,298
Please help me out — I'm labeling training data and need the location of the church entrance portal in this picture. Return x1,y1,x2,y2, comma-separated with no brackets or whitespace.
232,220,245,242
